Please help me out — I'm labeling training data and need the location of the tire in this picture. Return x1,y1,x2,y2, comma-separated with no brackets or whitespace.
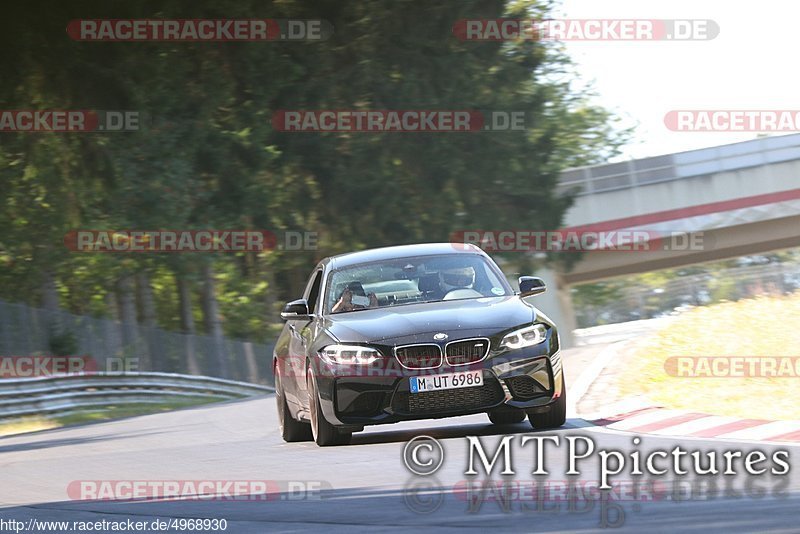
487,406,526,425
308,367,352,447
275,368,312,442
527,375,567,429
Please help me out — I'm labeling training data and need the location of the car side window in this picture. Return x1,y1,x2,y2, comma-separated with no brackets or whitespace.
305,270,323,314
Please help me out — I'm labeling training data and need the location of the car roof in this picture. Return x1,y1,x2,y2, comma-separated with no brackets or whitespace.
323,242,487,271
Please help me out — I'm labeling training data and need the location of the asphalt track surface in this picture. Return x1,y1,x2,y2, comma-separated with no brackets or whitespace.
0,339,798,533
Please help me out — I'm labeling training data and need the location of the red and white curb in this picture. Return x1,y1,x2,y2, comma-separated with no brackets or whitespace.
569,336,800,444
589,406,800,444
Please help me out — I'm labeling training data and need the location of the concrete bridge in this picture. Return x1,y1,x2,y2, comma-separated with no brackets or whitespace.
537,133,800,347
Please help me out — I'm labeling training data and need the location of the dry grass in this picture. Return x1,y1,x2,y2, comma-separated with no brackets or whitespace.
0,417,58,437
618,292,800,420
0,399,218,438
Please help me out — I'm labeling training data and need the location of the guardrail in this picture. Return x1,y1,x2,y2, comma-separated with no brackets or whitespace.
0,372,274,419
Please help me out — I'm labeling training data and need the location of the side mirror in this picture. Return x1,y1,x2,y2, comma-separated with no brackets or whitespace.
518,276,546,297
281,298,310,321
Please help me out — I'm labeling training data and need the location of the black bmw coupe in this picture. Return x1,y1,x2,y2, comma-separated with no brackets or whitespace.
273,243,565,446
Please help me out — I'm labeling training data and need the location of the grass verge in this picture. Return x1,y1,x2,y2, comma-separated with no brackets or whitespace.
618,292,800,420
0,398,219,437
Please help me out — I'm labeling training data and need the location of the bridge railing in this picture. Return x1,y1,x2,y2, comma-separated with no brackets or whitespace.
558,133,800,196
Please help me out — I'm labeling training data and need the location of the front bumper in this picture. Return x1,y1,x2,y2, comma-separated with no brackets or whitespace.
313,342,563,427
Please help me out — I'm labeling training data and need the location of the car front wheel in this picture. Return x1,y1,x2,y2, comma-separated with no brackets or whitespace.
527,375,567,429
487,406,527,425
275,367,312,442
307,366,352,447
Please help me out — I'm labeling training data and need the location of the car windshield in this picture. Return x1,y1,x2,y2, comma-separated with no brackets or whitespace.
325,254,511,314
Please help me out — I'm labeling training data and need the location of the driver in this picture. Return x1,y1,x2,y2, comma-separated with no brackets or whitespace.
438,266,475,294
332,287,379,313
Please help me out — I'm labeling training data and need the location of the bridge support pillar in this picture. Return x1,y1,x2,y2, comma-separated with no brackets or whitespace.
534,267,577,349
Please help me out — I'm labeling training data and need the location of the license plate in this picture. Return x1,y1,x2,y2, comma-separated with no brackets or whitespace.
410,371,483,393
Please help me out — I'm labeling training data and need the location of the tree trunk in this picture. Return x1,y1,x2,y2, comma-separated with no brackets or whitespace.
136,272,157,371
116,274,140,368
202,263,229,378
177,273,201,375
104,290,120,361
41,270,61,332
261,260,279,323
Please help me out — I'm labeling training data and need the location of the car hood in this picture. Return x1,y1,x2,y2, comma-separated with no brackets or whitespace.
322,296,541,343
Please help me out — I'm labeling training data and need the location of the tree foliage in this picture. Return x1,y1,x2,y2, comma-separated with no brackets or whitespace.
0,0,627,342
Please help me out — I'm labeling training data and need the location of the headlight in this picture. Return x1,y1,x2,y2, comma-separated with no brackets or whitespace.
319,345,381,365
500,324,548,350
